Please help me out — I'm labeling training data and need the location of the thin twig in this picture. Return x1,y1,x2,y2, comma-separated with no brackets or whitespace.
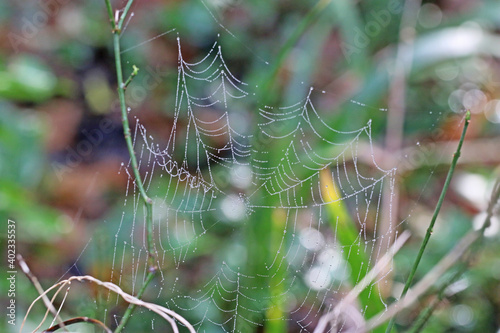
406,268,463,333
103,0,158,332
369,178,500,332
407,178,500,332
367,175,500,332
21,275,196,333
114,269,155,333
104,0,115,29
384,111,470,332
117,0,135,33
123,65,139,89
17,254,67,332
42,317,112,333
314,231,411,333
366,227,479,331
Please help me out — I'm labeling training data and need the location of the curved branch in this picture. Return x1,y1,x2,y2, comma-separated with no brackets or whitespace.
43,317,112,333
21,275,196,333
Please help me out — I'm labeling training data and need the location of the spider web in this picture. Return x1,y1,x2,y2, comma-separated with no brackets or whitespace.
105,17,397,333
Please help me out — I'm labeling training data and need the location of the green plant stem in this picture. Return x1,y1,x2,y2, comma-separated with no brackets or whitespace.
124,65,139,89
117,0,135,30
103,1,157,332
385,111,471,333
113,271,156,333
408,266,464,333
408,178,500,333
104,0,114,28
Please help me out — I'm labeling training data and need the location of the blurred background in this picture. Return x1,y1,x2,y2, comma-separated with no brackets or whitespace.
1,0,500,332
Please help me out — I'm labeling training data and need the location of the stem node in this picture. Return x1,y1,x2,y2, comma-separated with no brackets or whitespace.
124,65,139,89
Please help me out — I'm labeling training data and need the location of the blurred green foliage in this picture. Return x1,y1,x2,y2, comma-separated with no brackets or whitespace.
1,0,500,332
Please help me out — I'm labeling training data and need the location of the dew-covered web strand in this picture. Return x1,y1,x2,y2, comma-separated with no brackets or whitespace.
119,17,387,113
105,23,408,332
393,110,465,230
56,238,93,283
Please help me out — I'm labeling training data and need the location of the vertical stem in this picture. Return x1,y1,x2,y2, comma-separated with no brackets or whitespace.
103,1,157,332
408,178,500,333
114,272,156,333
385,111,471,332
408,267,463,333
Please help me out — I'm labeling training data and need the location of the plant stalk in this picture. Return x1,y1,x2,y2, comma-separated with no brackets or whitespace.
103,1,157,332
113,271,156,333
408,178,500,333
385,111,470,332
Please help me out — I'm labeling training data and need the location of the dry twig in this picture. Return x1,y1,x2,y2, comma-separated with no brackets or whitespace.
314,231,411,333
20,275,195,333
